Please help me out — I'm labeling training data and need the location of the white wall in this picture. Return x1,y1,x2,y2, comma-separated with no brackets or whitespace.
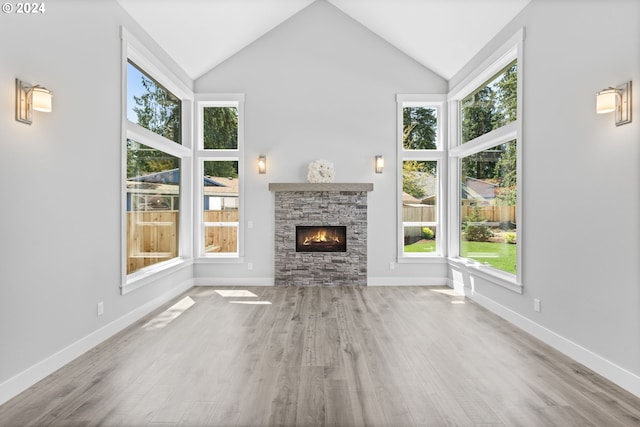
449,0,640,396
194,0,449,286
0,0,194,404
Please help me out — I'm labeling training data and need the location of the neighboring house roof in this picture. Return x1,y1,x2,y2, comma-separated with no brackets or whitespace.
127,169,239,197
403,174,438,205
462,177,497,202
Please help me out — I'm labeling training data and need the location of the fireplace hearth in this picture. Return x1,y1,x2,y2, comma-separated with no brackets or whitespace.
296,226,346,252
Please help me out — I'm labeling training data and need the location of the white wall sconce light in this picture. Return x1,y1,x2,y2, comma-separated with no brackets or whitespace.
258,155,267,174
15,78,53,125
375,155,384,174
596,81,632,126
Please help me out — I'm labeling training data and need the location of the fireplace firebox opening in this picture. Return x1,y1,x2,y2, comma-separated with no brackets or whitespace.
296,226,347,252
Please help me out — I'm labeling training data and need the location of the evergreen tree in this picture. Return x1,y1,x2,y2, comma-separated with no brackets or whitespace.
403,107,437,150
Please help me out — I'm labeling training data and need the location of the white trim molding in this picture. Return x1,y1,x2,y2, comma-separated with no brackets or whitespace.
0,279,193,406
464,289,640,399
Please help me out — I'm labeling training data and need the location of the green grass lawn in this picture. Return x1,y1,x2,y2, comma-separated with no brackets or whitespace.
404,240,516,274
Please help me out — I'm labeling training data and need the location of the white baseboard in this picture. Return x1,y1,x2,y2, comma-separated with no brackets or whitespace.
460,284,640,399
192,277,449,287
193,277,274,286
0,279,194,406
368,276,449,286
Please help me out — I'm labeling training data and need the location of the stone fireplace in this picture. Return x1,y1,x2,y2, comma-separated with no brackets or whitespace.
269,183,373,286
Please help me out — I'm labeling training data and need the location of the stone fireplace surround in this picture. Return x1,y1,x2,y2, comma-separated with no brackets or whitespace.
269,183,373,286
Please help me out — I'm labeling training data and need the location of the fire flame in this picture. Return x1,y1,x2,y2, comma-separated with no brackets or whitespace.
303,229,341,245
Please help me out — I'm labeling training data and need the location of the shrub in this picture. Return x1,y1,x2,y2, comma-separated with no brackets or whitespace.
463,206,493,242
421,227,435,240
504,232,517,244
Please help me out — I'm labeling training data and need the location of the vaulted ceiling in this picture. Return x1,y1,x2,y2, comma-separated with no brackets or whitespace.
117,0,531,81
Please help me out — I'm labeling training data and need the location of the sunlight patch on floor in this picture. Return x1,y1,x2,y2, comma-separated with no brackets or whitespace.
431,288,464,297
431,288,466,304
143,296,195,330
215,290,258,298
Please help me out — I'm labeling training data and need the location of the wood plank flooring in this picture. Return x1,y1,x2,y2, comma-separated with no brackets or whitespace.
1,286,640,426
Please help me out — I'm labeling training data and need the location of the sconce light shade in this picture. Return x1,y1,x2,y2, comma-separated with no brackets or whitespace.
15,78,53,125
375,155,384,174
32,87,53,112
258,155,267,174
596,88,617,114
596,81,632,126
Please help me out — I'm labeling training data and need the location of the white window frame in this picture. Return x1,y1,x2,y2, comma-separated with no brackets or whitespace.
448,29,524,293
120,27,194,294
396,94,447,262
195,94,245,261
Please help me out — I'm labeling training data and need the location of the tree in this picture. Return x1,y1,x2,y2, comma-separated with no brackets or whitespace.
403,107,437,150
494,141,517,206
127,140,178,178
132,74,181,144
493,63,517,206
203,107,238,150
460,61,518,183
403,161,436,200
128,71,182,178
204,160,238,179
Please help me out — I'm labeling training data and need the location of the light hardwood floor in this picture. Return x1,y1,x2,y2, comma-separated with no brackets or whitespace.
1,286,639,426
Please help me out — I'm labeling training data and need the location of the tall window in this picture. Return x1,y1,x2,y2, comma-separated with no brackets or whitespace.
197,98,244,258
122,29,192,286
397,96,445,258
450,35,521,284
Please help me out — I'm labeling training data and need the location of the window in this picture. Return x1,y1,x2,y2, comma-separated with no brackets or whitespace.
126,140,180,274
197,97,244,258
127,61,182,144
122,28,193,289
397,96,445,258
460,60,517,144
460,141,517,274
449,30,522,287
203,161,239,255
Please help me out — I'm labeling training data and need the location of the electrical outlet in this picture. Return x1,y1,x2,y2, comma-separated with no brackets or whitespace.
389,261,395,270
97,302,104,316
533,298,541,313
247,220,254,229
248,262,253,270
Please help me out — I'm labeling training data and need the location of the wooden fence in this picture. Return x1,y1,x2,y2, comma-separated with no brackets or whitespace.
127,210,179,274
402,204,516,244
204,210,239,253
403,205,516,224
460,205,516,224
127,209,239,274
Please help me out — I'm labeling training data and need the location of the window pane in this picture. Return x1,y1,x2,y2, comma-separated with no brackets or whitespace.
403,106,437,150
126,139,180,274
127,61,182,144
403,226,437,253
460,60,517,143
203,106,238,149
460,141,517,274
204,161,239,254
402,160,437,254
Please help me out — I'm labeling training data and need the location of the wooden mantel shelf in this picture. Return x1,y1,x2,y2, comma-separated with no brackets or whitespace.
268,182,373,192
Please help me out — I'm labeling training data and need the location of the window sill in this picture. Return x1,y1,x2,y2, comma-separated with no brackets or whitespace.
121,257,192,295
195,255,244,264
397,255,447,264
448,257,522,294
